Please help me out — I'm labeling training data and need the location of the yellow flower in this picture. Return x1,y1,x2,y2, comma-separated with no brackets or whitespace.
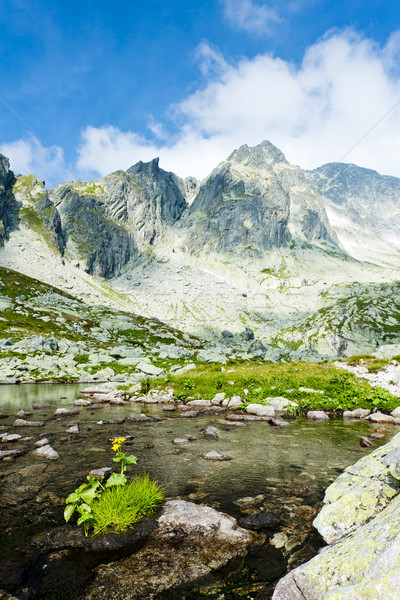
111,437,125,451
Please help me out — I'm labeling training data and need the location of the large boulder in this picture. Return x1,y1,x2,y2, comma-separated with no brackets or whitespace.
82,500,256,599
272,432,400,600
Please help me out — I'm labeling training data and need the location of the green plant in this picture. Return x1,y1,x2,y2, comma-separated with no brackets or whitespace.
64,436,139,535
91,475,165,535
140,377,151,394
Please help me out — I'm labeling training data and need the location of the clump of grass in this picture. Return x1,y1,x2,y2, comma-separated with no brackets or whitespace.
91,475,164,535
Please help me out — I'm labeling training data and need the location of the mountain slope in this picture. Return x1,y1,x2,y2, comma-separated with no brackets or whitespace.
0,141,399,358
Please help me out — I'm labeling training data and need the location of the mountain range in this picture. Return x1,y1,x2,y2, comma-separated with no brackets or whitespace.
0,140,399,360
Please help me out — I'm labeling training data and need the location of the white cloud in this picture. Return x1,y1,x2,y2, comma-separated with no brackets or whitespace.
76,30,400,182
222,0,281,34
0,136,72,186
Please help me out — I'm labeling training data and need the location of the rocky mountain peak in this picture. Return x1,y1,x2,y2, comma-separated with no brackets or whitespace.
227,140,288,169
127,157,160,177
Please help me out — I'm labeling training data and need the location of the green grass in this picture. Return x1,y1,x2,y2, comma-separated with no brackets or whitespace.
91,475,165,535
146,361,400,412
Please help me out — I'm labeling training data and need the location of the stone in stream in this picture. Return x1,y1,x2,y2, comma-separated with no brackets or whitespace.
32,444,60,460
359,436,372,447
306,411,329,420
220,420,246,427
239,511,280,530
202,450,232,461
53,408,80,417
82,500,256,600
1,434,22,442
246,404,276,417
73,399,92,407
16,409,28,419
369,433,386,440
176,410,199,418
65,425,79,434
172,437,190,445
204,426,220,439
35,438,49,447
32,403,50,409
343,407,371,419
13,419,44,427
0,449,23,459
126,414,152,422
89,467,112,478
368,412,394,423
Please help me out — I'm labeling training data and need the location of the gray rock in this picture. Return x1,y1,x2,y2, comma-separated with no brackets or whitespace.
246,403,275,417
172,437,190,445
83,500,254,600
368,412,394,423
343,407,371,419
16,409,27,419
391,406,400,418
176,410,199,418
273,492,400,600
135,362,164,376
13,419,44,427
1,433,22,442
202,450,232,461
306,410,329,420
0,449,22,459
65,425,79,434
211,392,225,405
204,426,220,439
186,399,212,407
126,413,152,422
89,467,112,478
73,399,92,406
54,408,80,417
313,432,400,544
170,362,197,375
35,438,49,447
32,444,60,460
264,397,298,414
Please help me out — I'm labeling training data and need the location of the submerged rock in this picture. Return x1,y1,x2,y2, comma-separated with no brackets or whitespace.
83,500,255,600
13,419,44,427
32,444,60,460
202,450,232,461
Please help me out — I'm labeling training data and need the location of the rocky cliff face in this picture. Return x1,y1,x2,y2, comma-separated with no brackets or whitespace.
308,162,400,245
184,141,338,255
0,155,17,246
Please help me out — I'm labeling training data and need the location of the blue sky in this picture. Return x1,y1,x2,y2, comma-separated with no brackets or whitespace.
1,0,400,186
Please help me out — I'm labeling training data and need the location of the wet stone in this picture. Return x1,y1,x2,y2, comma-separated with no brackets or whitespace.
239,511,280,530
13,419,44,427
1,434,22,443
204,426,220,439
32,444,60,460
35,438,49,447
126,414,152,422
54,408,80,417
202,450,232,461
33,403,50,409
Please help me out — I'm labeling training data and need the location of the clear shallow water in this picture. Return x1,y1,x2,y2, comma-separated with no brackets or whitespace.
0,384,397,599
